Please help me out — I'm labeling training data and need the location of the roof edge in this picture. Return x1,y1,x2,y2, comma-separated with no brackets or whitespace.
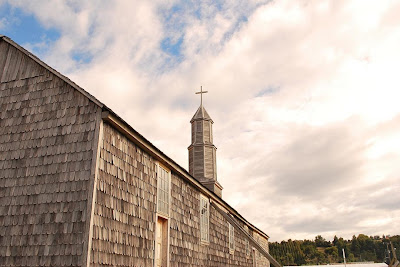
102,109,269,239
190,105,214,123
0,35,269,240
0,35,104,108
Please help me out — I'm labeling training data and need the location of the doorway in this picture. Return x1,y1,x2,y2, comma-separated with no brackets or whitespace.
155,217,168,267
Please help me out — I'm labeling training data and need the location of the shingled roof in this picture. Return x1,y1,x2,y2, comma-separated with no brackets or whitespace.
191,104,213,123
0,35,269,240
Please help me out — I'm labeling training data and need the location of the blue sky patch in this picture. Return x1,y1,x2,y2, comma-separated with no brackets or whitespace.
0,3,60,48
72,51,93,65
161,36,183,57
256,85,280,97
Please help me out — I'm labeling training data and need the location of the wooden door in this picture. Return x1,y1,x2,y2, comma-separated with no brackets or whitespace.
156,217,167,267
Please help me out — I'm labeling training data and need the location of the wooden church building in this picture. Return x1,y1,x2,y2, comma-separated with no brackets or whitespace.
0,36,279,267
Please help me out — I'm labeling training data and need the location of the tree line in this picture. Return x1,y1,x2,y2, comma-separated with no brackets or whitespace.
269,234,400,266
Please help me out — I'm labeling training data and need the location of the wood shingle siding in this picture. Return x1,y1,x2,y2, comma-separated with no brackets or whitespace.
170,173,259,266
0,36,272,267
90,123,157,266
0,39,101,266
170,173,203,265
90,123,268,267
254,231,270,266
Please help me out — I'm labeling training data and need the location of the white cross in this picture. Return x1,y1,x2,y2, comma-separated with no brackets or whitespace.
195,86,208,106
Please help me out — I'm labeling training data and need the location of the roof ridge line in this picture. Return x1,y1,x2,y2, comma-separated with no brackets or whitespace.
1,35,269,240
1,35,104,108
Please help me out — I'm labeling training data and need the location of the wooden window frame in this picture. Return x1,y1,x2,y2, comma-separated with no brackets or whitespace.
156,163,171,217
200,194,210,244
154,162,171,267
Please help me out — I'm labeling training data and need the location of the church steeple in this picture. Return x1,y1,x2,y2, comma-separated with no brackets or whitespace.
188,87,223,197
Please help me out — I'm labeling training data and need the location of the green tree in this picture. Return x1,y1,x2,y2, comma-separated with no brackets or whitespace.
315,235,330,247
351,235,361,256
333,235,339,246
325,246,339,262
314,250,328,264
348,252,356,262
281,253,296,266
269,234,400,266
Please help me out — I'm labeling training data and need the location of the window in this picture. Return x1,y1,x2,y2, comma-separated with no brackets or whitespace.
229,223,235,253
200,195,209,243
196,121,202,132
157,164,170,216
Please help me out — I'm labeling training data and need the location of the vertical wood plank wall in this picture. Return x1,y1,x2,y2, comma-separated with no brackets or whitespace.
0,40,101,266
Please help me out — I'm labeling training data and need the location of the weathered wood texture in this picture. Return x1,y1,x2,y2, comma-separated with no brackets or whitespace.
90,123,157,266
208,203,254,266
170,172,268,266
189,107,217,182
0,40,101,266
0,36,270,267
254,231,270,267
189,105,221,197
169,173,205,265
211,201,273,267
91,123,269,266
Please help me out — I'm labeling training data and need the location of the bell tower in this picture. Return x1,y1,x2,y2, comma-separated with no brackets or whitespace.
188,87,223,197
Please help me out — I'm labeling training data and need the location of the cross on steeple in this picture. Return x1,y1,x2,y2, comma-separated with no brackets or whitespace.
195,86,208,106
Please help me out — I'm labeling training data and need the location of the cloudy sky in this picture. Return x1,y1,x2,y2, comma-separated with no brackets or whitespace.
1,0,399,242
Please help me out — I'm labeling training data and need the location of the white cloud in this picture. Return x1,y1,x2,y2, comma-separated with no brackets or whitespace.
0,17,6,29
4,0,400,241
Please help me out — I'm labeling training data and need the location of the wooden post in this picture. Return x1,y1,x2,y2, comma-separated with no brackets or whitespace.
82,117,104,267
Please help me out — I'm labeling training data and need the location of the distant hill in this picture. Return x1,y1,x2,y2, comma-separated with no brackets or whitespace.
269,234,400,266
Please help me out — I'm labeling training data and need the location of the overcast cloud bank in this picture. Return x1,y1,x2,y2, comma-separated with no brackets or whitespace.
1,0,399,241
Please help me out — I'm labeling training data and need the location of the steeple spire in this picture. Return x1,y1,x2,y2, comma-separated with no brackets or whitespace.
188,88,223,197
